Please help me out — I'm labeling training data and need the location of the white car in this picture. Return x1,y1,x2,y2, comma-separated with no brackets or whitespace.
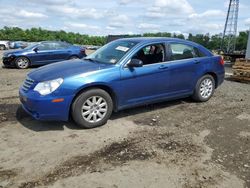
0,41,10,50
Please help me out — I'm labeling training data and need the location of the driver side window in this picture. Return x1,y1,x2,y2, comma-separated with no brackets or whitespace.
132,43,165,65
37,43,52,51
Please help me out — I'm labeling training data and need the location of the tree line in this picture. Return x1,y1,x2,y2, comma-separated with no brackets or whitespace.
0,26,248,51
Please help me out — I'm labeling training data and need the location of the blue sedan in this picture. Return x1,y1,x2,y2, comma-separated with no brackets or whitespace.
2,41,86,68
19,37,225,128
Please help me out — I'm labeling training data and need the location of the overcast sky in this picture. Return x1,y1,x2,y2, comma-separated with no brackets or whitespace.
0,0,249,36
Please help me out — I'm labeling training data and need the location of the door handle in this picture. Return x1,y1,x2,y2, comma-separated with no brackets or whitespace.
159,65,168,69
194,60,200,64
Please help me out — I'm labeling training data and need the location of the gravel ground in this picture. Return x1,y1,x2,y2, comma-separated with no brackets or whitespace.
0,50,249,188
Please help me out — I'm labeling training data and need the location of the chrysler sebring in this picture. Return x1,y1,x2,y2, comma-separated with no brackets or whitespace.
19,37,225,128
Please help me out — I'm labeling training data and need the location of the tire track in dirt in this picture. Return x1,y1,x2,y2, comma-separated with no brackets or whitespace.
18,129,204,188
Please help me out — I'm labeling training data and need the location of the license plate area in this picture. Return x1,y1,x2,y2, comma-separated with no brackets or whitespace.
20,95,27,103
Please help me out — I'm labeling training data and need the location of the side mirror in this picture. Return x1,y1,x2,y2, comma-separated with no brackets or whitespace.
127,59,143,68
33,47,38,52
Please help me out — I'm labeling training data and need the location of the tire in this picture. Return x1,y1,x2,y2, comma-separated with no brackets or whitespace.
0,45,6,50
15,57,30,69
72,89,113,129
69,55,79,59
192,75,215,102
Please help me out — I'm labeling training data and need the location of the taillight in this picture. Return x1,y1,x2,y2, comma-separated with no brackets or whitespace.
80,48,86,54
219,56,224,66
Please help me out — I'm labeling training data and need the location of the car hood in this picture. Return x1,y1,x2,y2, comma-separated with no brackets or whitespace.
3,49,28,56
28,59,114,82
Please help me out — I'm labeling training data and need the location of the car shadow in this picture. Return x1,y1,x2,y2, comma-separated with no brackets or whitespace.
16,97,194,132
2,65,41,69
110,98,193,120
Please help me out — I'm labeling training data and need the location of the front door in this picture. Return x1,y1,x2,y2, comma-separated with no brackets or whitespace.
119,43,171,108
29,43,55,64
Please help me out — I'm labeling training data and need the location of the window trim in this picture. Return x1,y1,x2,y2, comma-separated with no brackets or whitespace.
123,42,168,69
166,41,207,61
168,42,197,61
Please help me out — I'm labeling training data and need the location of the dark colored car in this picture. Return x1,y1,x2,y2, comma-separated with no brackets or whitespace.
2,41,86,69
19,37,225,129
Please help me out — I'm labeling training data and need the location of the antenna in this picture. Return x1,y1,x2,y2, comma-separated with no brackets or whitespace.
221,0,239,54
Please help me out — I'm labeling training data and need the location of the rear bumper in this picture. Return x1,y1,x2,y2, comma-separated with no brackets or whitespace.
19,88,74,121
217,70,225,87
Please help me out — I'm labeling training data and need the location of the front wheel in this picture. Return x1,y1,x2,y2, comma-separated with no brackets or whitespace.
72,89,113,129
192,75,215,102
15,57,30,69
0,45,6,50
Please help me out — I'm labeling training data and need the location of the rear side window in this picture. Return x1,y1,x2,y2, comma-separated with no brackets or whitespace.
56,42,70,49
169,43,205,61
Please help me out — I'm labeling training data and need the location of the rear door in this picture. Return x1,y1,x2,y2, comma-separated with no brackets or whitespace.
165,42,206,95
50,42,71,61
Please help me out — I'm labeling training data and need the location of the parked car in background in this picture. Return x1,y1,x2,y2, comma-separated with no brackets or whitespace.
19,37,225,129
0,40,10,50
84,45,101,50
2,41,86,68
10,41,28,49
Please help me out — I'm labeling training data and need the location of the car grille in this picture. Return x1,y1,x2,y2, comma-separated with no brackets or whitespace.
22,77,35,92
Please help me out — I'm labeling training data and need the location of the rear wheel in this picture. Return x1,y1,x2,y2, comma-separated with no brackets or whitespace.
72,89,113,129
15,57,30,69
192,75,215,102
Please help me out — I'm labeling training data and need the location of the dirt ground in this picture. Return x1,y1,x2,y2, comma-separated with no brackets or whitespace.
0,50,249,188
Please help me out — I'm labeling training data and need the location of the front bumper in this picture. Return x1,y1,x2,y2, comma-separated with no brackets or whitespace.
19,88,74,121
2,56,16,67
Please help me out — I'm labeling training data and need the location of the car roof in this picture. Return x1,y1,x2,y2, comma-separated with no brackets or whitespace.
116,37,213,56
39,41,70,44
116,37,200,46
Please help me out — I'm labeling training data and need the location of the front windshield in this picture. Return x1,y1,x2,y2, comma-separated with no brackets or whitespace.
24,43,39,50
86,40,138,64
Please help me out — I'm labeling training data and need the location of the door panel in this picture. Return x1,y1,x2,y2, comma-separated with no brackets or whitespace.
166,58,202,94
166,42,205,95
28,50,54,64
45,49,70,62
119,63,170,107
29,42,71,65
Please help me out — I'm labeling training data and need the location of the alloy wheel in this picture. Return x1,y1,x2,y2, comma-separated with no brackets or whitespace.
17,58,29,69
81,96,108,123
199,78,213,99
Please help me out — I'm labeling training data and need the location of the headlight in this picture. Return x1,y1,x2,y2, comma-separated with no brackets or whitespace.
34,78,63,95
7,54,13,57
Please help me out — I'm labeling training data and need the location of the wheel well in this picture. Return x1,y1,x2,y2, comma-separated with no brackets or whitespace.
16,56,31,63
206,72,218,88
69,55,79,59
70,85,118,118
